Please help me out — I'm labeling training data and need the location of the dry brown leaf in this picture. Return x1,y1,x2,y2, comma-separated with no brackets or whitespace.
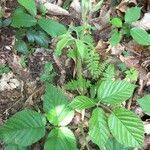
70,0,81,19
44,2,70,16
124,41,144,55
91,6,110,30
111,44,125,55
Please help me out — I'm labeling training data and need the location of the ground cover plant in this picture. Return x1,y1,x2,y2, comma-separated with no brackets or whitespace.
0,0,150,150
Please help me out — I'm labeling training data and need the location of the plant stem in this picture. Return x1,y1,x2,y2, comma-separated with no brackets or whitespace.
98,103,112,113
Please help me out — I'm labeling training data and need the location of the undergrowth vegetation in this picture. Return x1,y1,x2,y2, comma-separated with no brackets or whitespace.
0,0,150,150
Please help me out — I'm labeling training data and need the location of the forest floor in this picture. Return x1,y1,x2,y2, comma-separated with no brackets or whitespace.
0,0,150,149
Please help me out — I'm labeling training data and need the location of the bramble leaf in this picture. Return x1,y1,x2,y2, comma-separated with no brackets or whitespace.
98,80,135,105
70,96,96,110
44,127,76,150
89,108,110,149
43,84,74,126
0,110,46,146
138,95,150,115
105,138,130,150
108,108,144,147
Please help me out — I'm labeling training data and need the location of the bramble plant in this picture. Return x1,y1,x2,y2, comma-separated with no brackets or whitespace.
110,6,150,46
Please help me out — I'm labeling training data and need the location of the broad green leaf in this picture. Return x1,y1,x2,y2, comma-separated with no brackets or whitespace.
111,17,122,28
27,30,49,48
44,127,77,150
125,6,141,23
38,18,67,37
130,28,150,46
55,37,70,56
43,84,74,126
70,96,96,110
110,29,122,46
138,95,150,115
0,109,46,146
98,80,135,105
11,8,37,28
75,39,87,59
17,0,37,16
105,138,130,150
108,108,144,147
89,108,110,149
15,40,28,54
5,144,27,150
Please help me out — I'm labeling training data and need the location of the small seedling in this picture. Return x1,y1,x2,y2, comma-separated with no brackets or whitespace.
110,6,150,46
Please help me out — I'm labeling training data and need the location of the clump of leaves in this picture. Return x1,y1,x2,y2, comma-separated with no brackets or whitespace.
5,0,67,54
0,84,76,150
70,79,144,149
110,6,150,46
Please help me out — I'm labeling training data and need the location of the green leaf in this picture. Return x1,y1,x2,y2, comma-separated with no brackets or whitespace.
27,30,49,48
38,18,67,37
111,17,122,28
125,6,141,23
125,68,138,81
102,64,115,80
75,39,87,59
43,84,74,126
89,108,110,149
70,96,96,110
5,144,27,150
44,127,77,150
17,0,37,16
108,108,144,147
11,8,37,28
98,80,135,105
0,109,46,146
55,37,70,56
15,40,28,54
110,29,122,46
105,138,130,150
130,28,150,46
138,95,150,115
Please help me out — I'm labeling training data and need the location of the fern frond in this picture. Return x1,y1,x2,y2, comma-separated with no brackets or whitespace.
99,60,110,75
85,49,101,79
65,77,91,91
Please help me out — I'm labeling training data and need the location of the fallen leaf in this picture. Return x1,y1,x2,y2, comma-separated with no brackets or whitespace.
44,2,70,16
